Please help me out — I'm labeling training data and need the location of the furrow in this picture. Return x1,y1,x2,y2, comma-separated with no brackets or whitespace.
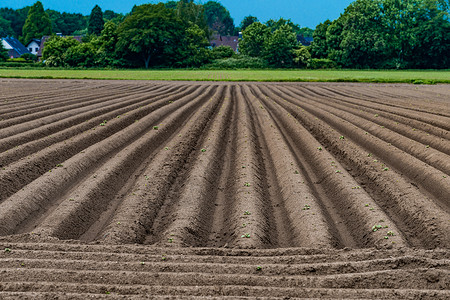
293,85,450,144
19,86,218,239
0,85,199,202
265,85,450,248
89,86,225,244
282,86,450,175
254,85,408,249
0,84,185,156
0,85,212,236
152,86,234,247
1,243,448,263
224,85,272,248
0,84,153,119
244,85,337,248
305,85,450,134
271,85,450,209
321,84,450,118
0,267,448,290
0,84,179,137
0,255,447,276
1,285,449,299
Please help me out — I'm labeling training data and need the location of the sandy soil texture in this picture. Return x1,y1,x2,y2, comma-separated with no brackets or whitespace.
0,79,449,299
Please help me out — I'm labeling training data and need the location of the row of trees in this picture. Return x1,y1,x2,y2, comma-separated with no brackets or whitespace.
239,19,311,68
0,0,257,45
311,0,450,69
42,2,212,68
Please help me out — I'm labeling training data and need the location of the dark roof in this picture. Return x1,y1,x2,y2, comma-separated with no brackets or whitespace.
2,37,30,58
210,35,239,52
37,35,83,57
297,35,313,46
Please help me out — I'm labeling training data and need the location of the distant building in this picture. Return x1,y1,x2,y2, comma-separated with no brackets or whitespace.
210,34,240,53
27,39,41,55
1,37,31,58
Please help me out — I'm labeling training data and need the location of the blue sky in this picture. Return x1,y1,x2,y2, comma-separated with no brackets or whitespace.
1,0,354,29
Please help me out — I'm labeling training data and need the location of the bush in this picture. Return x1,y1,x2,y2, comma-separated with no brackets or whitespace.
211,46,235,59
20,53,38,62
6,58,28,63
292,46,311,68
202,55,268,69
308,58,337,69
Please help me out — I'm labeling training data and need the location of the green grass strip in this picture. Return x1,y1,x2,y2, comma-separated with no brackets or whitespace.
0,69,449,84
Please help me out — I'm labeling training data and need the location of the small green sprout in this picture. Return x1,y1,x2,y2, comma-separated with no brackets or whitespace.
294,170,299,174
374,114,379,117
4,248,11,253
387,231,395,236
372,224,383,232
383,167,389,171
164,147,169,150
201,148,206,152
425,145,430,148
140,262,145,265
339,136,345,140
302,204,311,210
317,146,322,151
168,238,173,243
244,182,250,187
256,266,262,271
153,126,159,130
56,163,63,167
244,211,251,215
241,233,251,238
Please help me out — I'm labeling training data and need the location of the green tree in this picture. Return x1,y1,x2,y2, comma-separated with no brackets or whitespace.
92,21,119,66
239,22,270,57
310,20,331,58
265,18,301,33
240,16,258,31
88,5,104,35
0,7,29,38
298,27,314,37
0,41,8,61
204,1,235,35
177,23,211,67
174,0,209,35
47,10,87,35
42,35,78,66
116,3,185,68
0,16,14,37
264,24,298,67
65,43,96,67
21,1,52,44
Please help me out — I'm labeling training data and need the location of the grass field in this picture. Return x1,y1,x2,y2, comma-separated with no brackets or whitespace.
0,68,449,83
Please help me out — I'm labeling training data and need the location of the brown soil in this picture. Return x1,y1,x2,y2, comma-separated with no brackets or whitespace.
0,79,449,299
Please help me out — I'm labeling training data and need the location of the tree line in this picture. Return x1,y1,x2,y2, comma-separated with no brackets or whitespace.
1,0,449,69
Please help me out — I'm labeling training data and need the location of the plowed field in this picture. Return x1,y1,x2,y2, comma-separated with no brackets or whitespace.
0,79,449,299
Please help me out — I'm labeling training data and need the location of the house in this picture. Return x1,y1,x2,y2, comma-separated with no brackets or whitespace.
26,39,41,55
297,35,313,46
37,34,83,60
1,37,31,58
210,34,240,53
